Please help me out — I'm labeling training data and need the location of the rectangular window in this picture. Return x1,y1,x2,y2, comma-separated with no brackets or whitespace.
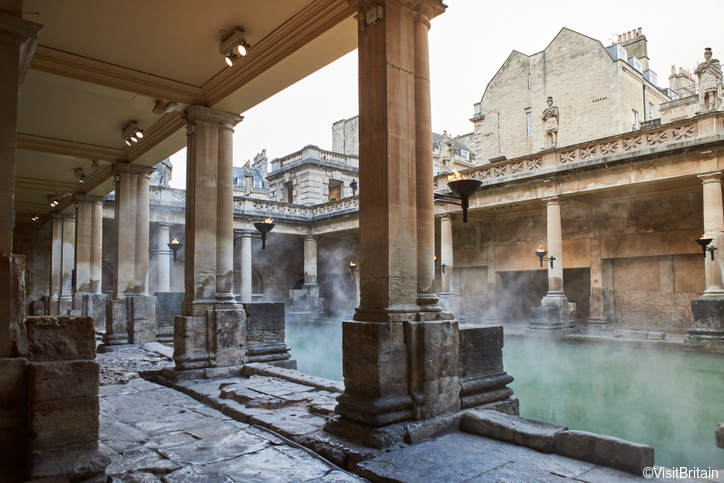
526,112,532,136
434,163,440,176
631,109,639,130
648,103,654,121
527,73,532,89
235,177,245,187
253,179,263,189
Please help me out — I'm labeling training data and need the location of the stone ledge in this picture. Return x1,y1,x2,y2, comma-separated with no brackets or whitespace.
460,409,567,454
242,363,342,393
555,430,654,475
612,329,666,340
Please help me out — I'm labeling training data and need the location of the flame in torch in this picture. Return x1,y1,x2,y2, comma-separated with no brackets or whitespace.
447,170,465,182
171,237,180,244
263,216,274,224
536,244,545,252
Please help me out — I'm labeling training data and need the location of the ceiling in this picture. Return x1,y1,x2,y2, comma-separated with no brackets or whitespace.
16,0,357,221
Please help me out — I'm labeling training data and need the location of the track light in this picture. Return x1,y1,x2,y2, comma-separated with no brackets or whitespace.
31,213,40,221
220,27,251,67
121,121,144,146
75,168,86,184
48,194,59,207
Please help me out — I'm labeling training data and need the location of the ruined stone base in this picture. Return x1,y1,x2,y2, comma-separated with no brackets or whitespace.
80,292,108,333
243,303,293,366
586,317,610,331
683,338,724,353
174,305,246,370
159,365,243,382
104,295,159,346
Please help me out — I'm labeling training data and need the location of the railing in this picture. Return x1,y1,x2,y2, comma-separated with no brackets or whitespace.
269,145,359,175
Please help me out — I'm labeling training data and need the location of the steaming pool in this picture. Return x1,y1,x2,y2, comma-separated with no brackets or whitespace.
286,320,724,469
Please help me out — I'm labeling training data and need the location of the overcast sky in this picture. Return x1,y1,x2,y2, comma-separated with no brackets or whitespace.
169,0,722,189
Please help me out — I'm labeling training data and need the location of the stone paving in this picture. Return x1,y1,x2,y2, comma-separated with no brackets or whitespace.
96,346,721,483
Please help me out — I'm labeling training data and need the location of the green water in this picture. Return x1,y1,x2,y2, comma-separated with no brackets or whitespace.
286,321,724,469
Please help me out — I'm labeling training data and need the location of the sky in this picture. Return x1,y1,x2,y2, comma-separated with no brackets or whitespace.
169,0,723,189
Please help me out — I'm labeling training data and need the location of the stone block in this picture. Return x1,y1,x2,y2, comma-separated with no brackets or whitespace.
244,302,286,346
28,361,99,402
458,325,504,378
404,320,460,419
173,315,210,370
129,295,158,344
213,308,245,367
555,430,654,475
461,409,567,454
105,299,129,346
28,441,110,481
27,396,100,451
0,358,28,430
688,299,724,340
324,415,407,449
83,293,107,333
24,316,96,362
335,320,411,427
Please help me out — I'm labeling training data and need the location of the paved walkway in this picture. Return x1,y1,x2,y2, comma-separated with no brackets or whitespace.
97,346,721,483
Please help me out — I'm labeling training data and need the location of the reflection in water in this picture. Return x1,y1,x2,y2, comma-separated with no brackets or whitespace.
286,321,724,469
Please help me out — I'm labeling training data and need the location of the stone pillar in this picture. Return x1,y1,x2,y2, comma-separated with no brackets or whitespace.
587,237,606,329
239,231,253,304
440,214,453,294
134,171,151,295
328,0,456,443
174,106,245,370
104,163,157,347
48,215,63,315
299,235,321,314
156,223,171,293
686,172,724,349
699,172,724,298
528,197,570,333
304,236,318,284
60,215,75,315
73,196,106,332
414,3,438,312
486,244,499,321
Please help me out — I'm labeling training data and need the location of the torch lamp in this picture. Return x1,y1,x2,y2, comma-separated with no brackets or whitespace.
535,245,555,269
445,171,482,224
167,237,183,263
349,261,357,277
254,216,275,250
696,235,717,260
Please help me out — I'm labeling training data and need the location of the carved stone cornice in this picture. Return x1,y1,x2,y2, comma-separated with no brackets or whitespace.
16,133,127,163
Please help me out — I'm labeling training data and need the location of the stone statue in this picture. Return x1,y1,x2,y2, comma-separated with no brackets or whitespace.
695,48,723,112
439,130,454,172
542,96,559,148
150,158,173,186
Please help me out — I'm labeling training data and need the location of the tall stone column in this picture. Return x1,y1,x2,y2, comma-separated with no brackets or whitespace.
134,171,151,295
301,235,321,314
414,3,438,312
687,172,724,348
239,231,253,304
60,215,75,315
440,215,453,294
105,163,157,346
587,237,606,329
329,0,456,440
73,195,105,331
48,214,63,315
156,223,171,293
529,196,569,332
174,106,245,370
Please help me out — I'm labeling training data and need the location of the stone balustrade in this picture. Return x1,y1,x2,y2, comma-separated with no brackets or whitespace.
269,145,359,177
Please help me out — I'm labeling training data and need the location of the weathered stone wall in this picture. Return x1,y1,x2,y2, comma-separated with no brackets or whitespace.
332,116,359,157
250,233,304,304
12,220,51,315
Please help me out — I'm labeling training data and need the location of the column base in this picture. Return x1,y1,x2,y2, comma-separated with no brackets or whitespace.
174,303,246,370
73,293,107,333
103,295,158,346
688,299,724,341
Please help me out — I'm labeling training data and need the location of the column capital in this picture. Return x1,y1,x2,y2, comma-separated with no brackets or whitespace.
72,194,105,204
542,196,562,205
413,0,446,24
183,105,243,130
698,171,723,184
112,162,155,178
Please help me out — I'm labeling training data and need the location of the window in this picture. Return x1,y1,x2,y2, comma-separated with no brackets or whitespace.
434,163,440,176
631,109,639,130
253,179,263,189
648,103,654,121
526,112,532,136
328,179,342,202
284,181,294,203
235,177,245,188
527,73,532,89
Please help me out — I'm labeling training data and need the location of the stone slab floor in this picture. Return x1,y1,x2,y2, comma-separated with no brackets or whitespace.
97,346,719,483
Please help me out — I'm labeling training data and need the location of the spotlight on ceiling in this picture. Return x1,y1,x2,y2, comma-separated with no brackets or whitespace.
31,213,40,221
121,121,144,146
220,27,250,67
47,194,59,207
75,168,86,184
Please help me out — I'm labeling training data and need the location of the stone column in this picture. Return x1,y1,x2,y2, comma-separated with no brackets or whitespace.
529,196,569,332
414,3,438,312
60,215,75,315
587,237,606,329
174,106,245,370
304,236,318,284
440,215,453,294
48,215,63,315
687,172,724,348
134,171,151,295
73,195,106,331
328,0,456,441
699,172,724,298
156,223,171,293
105,163,157,346
239,231,253,304
486,244,498,321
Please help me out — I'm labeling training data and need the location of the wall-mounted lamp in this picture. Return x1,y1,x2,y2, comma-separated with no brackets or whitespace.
220,27,251,67
167,237,183,263
696,235,717,260
75,168,86,184
122,121,144,146
535,245,556,268
441,262,447,274
350,179,358,197
349,261,357,277
253,216,275,249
